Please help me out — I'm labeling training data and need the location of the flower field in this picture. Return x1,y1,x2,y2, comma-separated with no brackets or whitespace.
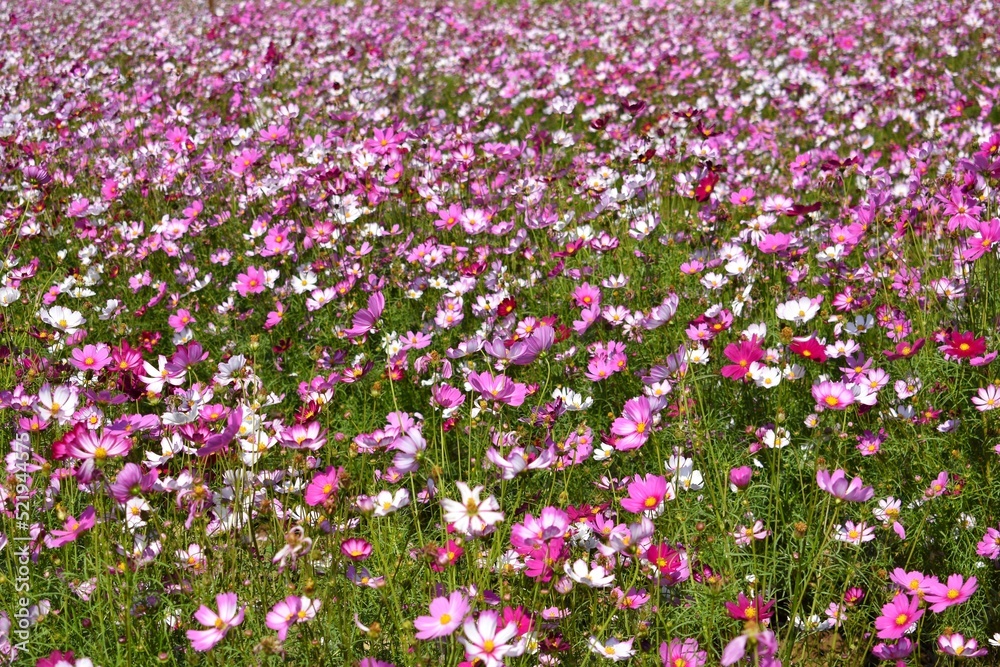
3,0,1000,664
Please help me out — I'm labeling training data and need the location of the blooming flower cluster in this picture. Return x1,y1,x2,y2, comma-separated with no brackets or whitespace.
1,0,1000,664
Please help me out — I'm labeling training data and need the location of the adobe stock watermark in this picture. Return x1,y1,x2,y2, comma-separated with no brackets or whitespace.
10,431,33,653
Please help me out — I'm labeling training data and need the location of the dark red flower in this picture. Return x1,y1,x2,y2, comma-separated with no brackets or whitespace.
939,331,986,359
497,297,516,317
694,172,718,202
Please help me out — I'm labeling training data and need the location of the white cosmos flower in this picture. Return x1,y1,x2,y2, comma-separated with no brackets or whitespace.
776,297,819,324
565,559,615,588
39,305,86,333
440,482,504,535
0,286,20,306
373,488,410,517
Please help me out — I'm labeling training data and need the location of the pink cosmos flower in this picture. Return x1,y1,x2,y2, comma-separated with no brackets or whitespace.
730,466,753,489
924,471,950,498
70,344,112,372
789,336,827,363
816,469,874,502
431,383,465,410
264,301,286,330
611,396,652,451
265,595,320,640
279,421,327,451
414,591,469,640
346,292,386,339
976,527,1000,560
811,380,855,411
45,506,96,548
874,593,923,639
890,568,938,599
187,592,245,651
964,219,1000,261
872,638,913,662
68,430,131,481
341,538,373,561
733,520,770,546
721,629,780,667
230,148,263,175
925,575,977,613
467,371,527,407
730,187,755,206
938,633,988,657
621,474,671,515
235,266,267,297
660,638,707,667
645,543,687,584
572,283,601,308
35,651,96,667
305,466,345,506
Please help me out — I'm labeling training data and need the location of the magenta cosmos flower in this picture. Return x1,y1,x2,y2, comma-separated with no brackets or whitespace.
811,380,855,410
45,506,96,548
187,592,245,651
620,474,671,514
816,469,874,502
414,590,469,640
611,396,652,450
235,266,268,297
874,593,923,639
721,337,764,381
925,575,977,613
304,466,345,506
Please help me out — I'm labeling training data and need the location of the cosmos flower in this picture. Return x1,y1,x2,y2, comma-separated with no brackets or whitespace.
816,469,874,502
610,396,652,451
414,591,469,640
924,575,977,613
265,596,321,640
874,594,923,639
441,482,504,535
45,506,96,548
459,611,518,667
187,592,245,652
